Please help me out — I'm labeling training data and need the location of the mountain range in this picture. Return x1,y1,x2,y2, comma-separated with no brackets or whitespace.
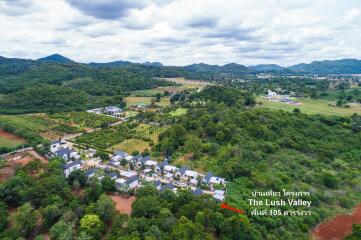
3,54,361,75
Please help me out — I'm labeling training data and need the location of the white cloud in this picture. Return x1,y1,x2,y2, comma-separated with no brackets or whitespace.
0,0,361,66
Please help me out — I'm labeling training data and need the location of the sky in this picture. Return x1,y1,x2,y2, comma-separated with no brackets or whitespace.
0,0,361,66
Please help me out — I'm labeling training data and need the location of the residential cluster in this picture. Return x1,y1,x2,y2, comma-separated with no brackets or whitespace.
49,140,227,201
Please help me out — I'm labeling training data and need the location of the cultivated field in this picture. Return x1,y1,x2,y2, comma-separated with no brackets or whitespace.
109,124,168,153
109,139,150,154
0,129,26,148
49,111,119,129
256,97,361,116
0,113,79,140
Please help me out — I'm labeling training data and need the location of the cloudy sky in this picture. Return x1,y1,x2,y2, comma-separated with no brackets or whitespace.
1,0,361,66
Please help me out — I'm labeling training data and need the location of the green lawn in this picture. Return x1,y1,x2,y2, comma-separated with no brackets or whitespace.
124,97,170,107
169,108,188,116
256,96,361,116
130,89,165,97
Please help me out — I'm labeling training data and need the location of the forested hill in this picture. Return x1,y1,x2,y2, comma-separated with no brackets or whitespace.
0,56,174,114
154,91,361,239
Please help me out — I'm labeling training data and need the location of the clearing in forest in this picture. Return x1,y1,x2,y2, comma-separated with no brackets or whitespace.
312,203,361,240
256,96,361,116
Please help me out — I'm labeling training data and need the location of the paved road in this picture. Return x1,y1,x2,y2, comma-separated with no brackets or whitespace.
0,147,34,158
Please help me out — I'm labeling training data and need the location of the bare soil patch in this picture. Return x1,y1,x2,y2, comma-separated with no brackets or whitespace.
0,129,25,141
0,150,47,181
312,204,361,240
109,194,136,216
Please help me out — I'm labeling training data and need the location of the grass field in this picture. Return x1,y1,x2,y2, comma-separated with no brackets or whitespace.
130,78,211,98
130,89,165,97
256,97,361,116
169,108,188,116
109,139,150,154
124,97,170,107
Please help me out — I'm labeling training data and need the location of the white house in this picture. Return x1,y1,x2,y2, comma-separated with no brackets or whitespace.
105,106,123,117
63,160,82,178
267,90,277,98
50,139,65,153
145,160,157,169
183,170,198,181
54,147,79,161
202,172,225,189
164,165,178,175
213,190,226,201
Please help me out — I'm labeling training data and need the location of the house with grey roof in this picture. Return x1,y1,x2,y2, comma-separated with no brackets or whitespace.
50,139,66,153
175,166,189,179
202,171,225,189
106,172,118,180
115,175,139,191
84,168,98,180
154,180,162,191
156,159,168,173
125,176,139,189
192,188,203,196
63,160,82,178
54,147,79,161
161,183,177,193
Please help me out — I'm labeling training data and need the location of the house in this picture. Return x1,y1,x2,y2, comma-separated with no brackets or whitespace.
156,159,168,173
202,172,225,189
106,172,118,180
54,147,79,161
176,166,189,179
125,176,139,189
267,90,277,98
202,172,213,185
134,155,150,168
119,170,137,179
192,188,203,196
50,139,65,153
183,170,198,181
115,178,127,191
164,172,174,180
213,190,226,201
154,180,162,191
145,160,157,169
109,159,120,167
63,160,82,178
189,178,198,186
161,183,177,193
112,151,129,161
105,106,123,117
84,168,98,180
163,165,178,175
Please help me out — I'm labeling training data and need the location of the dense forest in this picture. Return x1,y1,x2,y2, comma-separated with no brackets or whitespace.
0,57,175,114
153,88,361,239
